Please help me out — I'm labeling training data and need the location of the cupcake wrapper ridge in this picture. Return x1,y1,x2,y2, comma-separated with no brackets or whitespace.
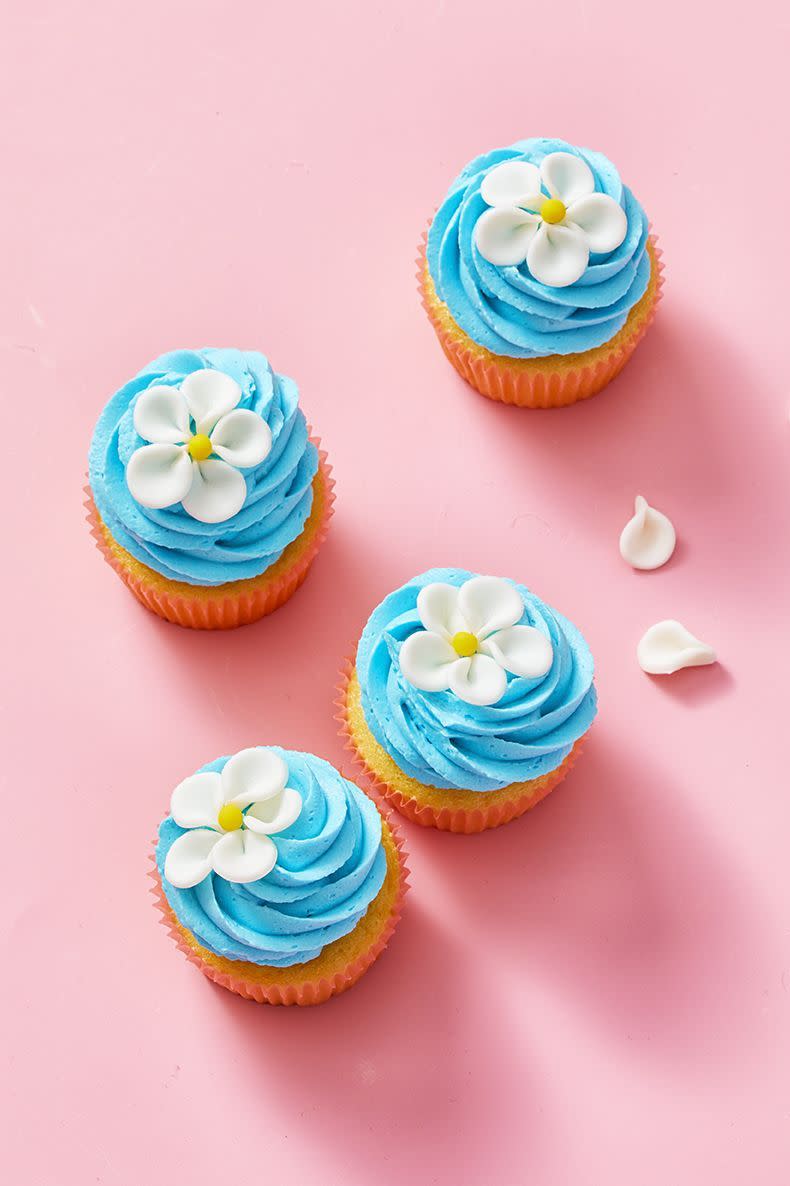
151,809,409,1006
418,232,663,409
336,655,584,834
86,437,334,629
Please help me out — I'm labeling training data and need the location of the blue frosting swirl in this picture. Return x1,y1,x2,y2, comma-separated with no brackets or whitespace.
356,569,597,793
426,137,651,359
156,749,387,968
89,348,318,586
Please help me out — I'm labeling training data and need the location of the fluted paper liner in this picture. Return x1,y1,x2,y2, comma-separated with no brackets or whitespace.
336,656,584,834
418,232,663,408
86,439,334,629
151,810,408,1006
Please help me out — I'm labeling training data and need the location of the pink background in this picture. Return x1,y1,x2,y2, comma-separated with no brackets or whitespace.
3,2,789,1182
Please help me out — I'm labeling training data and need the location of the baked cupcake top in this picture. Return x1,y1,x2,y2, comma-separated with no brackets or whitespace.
156,748,387,968
89,348,318,586
426,137,651,359
356,569,596,792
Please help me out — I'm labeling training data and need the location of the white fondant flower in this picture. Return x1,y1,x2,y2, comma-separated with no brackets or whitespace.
126,370,272,524
474,152,628,287
164,748,302,888
399,576,554,707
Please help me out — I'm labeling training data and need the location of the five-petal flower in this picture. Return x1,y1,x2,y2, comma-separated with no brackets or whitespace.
474,152,628,287
164,748,302,888
399,576,554,706
126,370,273,524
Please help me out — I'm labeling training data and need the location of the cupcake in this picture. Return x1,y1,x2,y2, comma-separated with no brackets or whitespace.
420,137,662,408
338,569,597,833
87,348,333,628
154,747,408,1005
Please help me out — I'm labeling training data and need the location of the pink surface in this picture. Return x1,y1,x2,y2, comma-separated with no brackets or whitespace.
3,2,789,1182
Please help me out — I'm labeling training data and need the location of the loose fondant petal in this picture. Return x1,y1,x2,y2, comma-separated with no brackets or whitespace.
637,620,717,675
619,495,677,570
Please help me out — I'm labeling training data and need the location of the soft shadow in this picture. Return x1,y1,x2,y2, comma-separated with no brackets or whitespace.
209,899,560,1186
414,734,768,1073
646,662,735,706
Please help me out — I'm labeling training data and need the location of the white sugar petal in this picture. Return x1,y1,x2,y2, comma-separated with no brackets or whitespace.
211,409,272,469
164,829,220,889
399,630,457,692
540,152,595,205
222,747,288,808
210,830,278,884
567,192,628,254
180,458,247,523
170,771,224,830
457,576,524,639
620,496,677,571
527,222,589,288
133,386,190,445
180,369,242,434
480,160,542,208
448,654,507,706
637,620,717,675
480,625,554,679
474,207,539,267
244,787,303,836
126,443,193,510
416,583,462,638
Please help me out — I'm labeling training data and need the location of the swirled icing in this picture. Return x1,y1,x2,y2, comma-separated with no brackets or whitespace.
156,750,387,967
356,569,597,792
426,137,651,358
89,348,318,586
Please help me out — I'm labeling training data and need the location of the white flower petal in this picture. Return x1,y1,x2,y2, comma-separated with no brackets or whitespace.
527,223,589,288
474,207,540,267
448,654,507,706
399,630,457,692
566,193,627,254
164,829,221,889
211,830,278,884
480,160,542,208
180,458,247,524
540,152,595,205
222,747,288,808
457,576,524,640
211,409,272,469
170,771,224,830
416,582,463,637
126,442,194,510
180,369,242,435
244,787,303,835
480,625,554,679
133,386,190,445
637,620,717,676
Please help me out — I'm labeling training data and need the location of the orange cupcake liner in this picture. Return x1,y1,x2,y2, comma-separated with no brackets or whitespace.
336,656,585,834
418,231,663,408
151,810,409,1006
85,438,334,629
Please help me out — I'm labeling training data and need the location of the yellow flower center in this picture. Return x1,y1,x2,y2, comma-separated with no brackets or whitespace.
451,630,479,658
540,198,566,225
217,803,244,832
186,433,213,462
